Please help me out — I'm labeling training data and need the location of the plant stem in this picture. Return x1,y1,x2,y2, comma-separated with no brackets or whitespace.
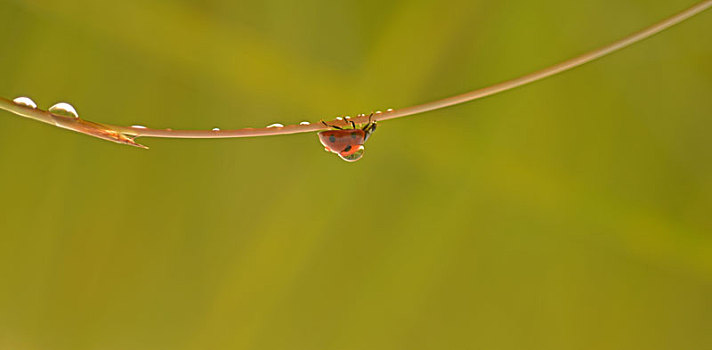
379,0,712,122
1,0,710,147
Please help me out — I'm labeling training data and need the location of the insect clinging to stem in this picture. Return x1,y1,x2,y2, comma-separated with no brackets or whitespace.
318,113,377,162
0,0,710,157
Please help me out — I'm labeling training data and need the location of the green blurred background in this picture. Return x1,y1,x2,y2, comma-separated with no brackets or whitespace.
1,0,711,349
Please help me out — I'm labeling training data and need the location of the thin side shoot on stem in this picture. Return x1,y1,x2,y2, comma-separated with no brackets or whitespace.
1,0,711,149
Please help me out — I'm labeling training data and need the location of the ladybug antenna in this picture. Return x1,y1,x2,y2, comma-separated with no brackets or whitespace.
362,113,376,132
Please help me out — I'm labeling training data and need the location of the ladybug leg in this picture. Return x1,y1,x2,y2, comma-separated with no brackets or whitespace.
348,120,357,129
321,120,343,130
362,113,375,131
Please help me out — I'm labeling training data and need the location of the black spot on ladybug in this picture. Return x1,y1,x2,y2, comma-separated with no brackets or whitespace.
329,135,336,143
342,145,352,152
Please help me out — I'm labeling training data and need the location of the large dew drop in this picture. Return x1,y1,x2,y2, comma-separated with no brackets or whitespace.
48,102,79,118
299,121,310,125
13,97,38,109
338,146,365,162
266,123,284,128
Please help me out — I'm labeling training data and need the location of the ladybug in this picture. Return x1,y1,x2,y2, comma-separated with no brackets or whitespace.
318,114,377,162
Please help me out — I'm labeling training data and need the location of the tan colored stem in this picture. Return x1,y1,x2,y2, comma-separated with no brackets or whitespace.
379,0,712,122
1,0,710,146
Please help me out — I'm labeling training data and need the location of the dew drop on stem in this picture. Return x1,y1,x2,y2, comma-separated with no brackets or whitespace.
13,97,37,109
48,103,79,118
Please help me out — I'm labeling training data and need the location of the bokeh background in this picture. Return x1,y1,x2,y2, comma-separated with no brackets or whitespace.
1,0,711,349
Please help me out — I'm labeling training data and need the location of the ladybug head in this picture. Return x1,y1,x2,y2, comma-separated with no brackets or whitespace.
363,122,377,142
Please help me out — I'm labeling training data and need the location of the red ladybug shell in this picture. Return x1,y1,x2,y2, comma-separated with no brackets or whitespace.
318,129,366,157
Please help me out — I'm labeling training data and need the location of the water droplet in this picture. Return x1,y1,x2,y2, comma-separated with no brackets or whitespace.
48,102,79,118
344,116,351,119
266,123,284,128
338,146,365,162
375,110,383,114
13,97,37,109
336,117,343,121
212,127,221,131
386,108,394,112
131,125,147,129
299,121,310,125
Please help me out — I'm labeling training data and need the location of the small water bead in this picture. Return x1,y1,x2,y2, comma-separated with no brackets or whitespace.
336,117,343,121
48,102,79,118
131,125,147,129
13,97,37,109
212,127,221,131
266,123,284,128
299,121,310,125
386,108,394,112
375,110,383,114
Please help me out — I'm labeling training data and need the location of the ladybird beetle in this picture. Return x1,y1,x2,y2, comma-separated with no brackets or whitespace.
318,114,377,162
